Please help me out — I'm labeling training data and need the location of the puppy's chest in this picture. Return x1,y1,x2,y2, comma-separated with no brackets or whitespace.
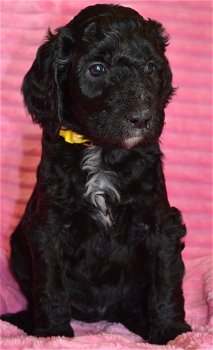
81,146,120,227
80,145,158,229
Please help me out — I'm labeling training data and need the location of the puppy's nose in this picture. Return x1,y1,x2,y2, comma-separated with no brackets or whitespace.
127,112,151,129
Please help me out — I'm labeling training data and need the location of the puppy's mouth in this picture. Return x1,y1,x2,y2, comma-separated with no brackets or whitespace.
122,125,152,148
123,135,144,149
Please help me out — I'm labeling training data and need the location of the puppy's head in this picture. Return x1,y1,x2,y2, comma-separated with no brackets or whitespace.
22,4,174,148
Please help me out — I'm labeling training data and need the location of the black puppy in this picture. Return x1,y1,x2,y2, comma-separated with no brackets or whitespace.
1,4,191,344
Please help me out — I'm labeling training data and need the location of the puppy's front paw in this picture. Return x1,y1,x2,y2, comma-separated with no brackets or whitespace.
149,322,191,345
32,324,74,338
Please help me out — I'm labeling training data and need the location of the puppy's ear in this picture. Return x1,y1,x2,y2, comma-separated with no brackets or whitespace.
146,19,174,105
161,60,175,106
22,27,73,137
146,19,169,53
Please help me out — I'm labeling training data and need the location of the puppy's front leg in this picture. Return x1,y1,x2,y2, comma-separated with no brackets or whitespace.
29,228,74,338
148,207,191,344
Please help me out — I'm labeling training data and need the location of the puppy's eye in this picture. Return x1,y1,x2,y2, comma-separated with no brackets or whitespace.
144,62,155,75
89,64,106,77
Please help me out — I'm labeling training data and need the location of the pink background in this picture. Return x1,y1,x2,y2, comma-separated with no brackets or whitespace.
0,1,212,349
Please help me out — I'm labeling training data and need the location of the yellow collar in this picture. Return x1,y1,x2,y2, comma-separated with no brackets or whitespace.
59,129,91,145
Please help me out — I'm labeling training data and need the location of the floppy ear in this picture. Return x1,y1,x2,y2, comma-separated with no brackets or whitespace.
146,19,169,53
146,19,175,105
161,60,175,106
22,27,73,137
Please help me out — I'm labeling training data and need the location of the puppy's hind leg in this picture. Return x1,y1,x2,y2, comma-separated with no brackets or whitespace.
1,223,34,334
0,309,33,335
9,222,34,303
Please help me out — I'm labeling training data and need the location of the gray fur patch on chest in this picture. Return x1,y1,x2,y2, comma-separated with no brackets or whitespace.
81,146,120,227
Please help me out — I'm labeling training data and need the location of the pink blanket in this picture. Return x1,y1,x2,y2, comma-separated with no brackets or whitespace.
0,254,212,349
1,0,212,349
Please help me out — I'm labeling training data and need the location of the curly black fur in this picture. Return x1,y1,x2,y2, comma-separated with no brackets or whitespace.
1,4,191,344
